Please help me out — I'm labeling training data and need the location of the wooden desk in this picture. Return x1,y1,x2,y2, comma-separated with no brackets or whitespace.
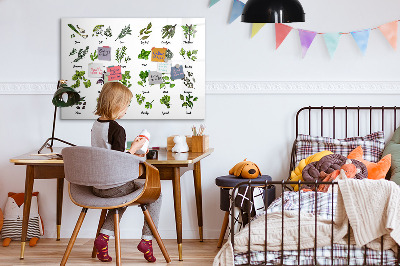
10,147,213,261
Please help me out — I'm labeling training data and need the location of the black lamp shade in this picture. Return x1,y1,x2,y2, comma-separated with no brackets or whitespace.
241,0,305,23
52,84,81,107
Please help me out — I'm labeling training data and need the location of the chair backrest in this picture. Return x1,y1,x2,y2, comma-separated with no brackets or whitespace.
62,146,145,187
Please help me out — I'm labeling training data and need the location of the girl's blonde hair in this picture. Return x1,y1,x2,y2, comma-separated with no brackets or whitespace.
95,82,133,120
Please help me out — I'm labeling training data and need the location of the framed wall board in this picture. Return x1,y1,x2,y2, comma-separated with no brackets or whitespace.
61,18,205,119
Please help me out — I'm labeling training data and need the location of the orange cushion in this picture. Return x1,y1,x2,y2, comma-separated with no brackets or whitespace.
347,146,391,180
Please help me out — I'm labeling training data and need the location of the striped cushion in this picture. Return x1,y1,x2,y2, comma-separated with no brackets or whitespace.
1,217,40,240
295,131,385,167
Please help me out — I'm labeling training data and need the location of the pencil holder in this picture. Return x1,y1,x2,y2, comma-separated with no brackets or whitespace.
191,135,209,153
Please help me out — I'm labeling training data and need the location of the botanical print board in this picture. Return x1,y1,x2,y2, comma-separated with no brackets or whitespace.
61,18,205,119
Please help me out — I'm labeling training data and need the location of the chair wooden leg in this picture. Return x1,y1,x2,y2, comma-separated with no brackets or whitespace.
217,211,230,248
91,209,108,258
60,208,88,266
141,205,171,263
114,210,121,266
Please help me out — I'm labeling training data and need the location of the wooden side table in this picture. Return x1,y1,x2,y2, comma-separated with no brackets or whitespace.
215,175,275,248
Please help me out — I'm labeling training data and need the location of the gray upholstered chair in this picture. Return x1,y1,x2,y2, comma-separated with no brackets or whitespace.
60,146,171,265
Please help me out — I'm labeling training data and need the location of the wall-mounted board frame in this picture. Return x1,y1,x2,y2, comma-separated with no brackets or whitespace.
61,18,205,119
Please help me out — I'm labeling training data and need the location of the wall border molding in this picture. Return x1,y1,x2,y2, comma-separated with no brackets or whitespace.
1,81,400,95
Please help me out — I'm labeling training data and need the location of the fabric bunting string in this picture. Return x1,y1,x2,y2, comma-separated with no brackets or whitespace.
209,0,400,58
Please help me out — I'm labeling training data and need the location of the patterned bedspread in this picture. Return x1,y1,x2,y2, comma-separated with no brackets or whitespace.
234,191,397,265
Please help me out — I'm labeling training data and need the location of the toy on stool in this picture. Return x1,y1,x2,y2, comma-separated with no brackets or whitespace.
1,192,44,247
229,159,261,179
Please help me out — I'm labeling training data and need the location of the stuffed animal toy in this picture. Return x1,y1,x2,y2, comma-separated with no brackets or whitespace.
348,146,391,180
1,192,44,247
172,135,189,153
289,150,333,191
317,160,360,193
229,159,261,179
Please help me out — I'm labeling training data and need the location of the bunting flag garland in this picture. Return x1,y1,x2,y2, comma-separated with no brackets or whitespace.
207,3,400,58
378,21,398,50
275,23,293,49
298,29,317,58
229,0,245,24
251,23,266,38
351,29,370,55
209,0,221,8
323,33,341,58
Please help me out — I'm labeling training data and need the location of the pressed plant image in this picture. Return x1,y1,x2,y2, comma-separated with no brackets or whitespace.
138,49,151,60
90,49,98,61
161,24,177,39
180,92,198,111
71,70,91,89
165,49,174,61
69,48,77,56
104,26,112,39
115,24,132,41
145,100,154,109
139,22,152,40
92,25,104,37
160,74,175,89
68,24,88,39
160,95,171,108
184,71,196,89
182,24,197,43
120,71,132,88
72,46,90,62
136,94,146,105
116,46,131,64
179,48,198,61
137,71,149,87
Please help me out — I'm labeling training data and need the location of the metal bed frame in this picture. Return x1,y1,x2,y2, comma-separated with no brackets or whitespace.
230,106,400,266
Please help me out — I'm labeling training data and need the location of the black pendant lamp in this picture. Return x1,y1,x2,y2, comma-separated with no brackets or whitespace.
242,0,305,23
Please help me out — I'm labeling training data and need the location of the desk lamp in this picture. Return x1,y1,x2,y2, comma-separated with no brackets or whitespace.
241,0,305,23
38,80,82,154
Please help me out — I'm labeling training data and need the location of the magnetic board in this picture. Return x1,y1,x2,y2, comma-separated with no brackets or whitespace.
61,18,205,119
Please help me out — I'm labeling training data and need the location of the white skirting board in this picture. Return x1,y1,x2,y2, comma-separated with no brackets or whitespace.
1,81,400,95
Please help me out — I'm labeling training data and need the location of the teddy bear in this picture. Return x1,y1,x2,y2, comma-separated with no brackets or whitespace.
229,159,261,179
172,135,189,153
1,192,43,247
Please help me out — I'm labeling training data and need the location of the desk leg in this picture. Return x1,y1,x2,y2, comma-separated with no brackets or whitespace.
20,165,35,259
56,178,64,241
172,167,183,261
193,161,203,242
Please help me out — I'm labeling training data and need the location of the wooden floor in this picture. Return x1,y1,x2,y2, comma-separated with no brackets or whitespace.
0,239,221,265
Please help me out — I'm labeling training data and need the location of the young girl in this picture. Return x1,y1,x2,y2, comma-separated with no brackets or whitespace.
91,82,162,263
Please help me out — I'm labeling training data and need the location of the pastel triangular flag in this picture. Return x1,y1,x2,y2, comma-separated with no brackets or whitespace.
323,33,341,58
275,23,293,49
298,29,317,58
251,23,266,38
209,0,220,7
351,29,370,55
378,21,398,50
229,0,245,24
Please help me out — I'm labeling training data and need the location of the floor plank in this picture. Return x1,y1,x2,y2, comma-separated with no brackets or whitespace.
0,239,221,265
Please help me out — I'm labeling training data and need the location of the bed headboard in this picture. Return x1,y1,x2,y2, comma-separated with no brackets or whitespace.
290,106,400,179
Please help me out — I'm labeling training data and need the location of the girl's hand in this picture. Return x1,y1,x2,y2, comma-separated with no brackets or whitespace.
134,149,149,157
129,137,147,155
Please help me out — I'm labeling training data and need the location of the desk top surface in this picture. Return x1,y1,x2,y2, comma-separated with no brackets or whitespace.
10,147,214,166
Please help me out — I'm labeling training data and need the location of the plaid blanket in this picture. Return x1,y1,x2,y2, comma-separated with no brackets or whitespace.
234,191,397,265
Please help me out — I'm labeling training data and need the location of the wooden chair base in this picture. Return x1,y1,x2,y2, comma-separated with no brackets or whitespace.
141,205,171,263
61,208,88,266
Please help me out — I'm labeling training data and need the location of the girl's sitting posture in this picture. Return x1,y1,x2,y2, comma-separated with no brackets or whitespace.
91,82,162,263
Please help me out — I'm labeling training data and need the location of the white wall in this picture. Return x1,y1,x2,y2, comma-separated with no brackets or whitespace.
1,0,400,239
